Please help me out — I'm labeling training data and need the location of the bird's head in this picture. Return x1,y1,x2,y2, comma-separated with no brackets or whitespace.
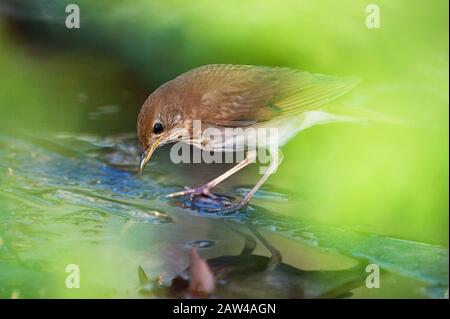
137,89,189,173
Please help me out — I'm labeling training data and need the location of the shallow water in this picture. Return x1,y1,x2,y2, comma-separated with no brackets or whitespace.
0,132,447,298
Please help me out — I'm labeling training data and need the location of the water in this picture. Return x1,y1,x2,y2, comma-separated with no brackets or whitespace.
0,132,447,298
0,0,447,299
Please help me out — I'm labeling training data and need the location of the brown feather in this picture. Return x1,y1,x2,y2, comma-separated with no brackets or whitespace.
137,64,359,147
168,64,360,127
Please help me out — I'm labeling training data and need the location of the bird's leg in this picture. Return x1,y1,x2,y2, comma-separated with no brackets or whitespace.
211,151,283,214
223,219,257,255
247,222,282,271
166,150,257,199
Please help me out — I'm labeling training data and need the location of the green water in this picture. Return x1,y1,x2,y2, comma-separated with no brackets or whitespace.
0,133,447,298
0,0,448,298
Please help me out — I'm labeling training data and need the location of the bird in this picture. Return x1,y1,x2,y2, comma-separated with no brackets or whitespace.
137,64,359,213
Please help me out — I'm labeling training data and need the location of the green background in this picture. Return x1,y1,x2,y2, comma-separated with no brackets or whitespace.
0,0,448,298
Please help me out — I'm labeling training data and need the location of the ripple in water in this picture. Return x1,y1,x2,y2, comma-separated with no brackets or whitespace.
183,239,215,249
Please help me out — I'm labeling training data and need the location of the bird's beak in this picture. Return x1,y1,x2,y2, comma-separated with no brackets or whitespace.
139,136,164,173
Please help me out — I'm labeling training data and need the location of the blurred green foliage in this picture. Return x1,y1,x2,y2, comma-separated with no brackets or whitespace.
0,0,448,246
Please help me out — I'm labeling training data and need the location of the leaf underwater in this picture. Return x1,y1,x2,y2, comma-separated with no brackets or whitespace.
138,243,366,299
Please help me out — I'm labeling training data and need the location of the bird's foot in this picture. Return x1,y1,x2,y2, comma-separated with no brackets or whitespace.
205,199,248,215
166,185,217,201
166,186,249,215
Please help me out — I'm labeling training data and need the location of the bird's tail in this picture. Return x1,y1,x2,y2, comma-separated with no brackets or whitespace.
317,104,409,126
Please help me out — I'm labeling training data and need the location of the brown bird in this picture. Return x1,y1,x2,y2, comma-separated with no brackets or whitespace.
137,64,359,213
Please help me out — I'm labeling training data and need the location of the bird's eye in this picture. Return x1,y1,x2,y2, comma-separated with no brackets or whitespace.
153,122,164,135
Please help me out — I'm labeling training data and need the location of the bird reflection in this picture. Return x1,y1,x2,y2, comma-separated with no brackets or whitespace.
138,220,366,299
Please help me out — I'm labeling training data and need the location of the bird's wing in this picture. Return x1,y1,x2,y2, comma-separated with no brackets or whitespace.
184,64,360,127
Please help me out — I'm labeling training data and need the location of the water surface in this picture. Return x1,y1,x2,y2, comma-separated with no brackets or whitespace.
0,132,447,298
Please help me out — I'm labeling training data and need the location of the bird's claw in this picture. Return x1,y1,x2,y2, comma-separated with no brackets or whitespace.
202,200,247,215
166,186,248,214
166,185,217,200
